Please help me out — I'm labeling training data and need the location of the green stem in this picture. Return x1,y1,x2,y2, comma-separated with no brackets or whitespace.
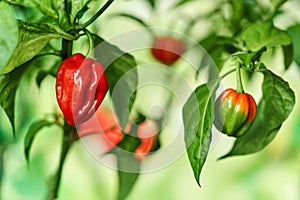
81,0,115,29
61,39,73,59
83,29,94,57
64,0,71,25
236,63,244,93
47,123,76,200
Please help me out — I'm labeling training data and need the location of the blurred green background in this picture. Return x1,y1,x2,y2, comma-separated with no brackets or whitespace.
1,0,300,199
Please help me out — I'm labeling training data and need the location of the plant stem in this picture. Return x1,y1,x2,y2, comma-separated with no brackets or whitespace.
81,0,115,29
61,39,73,59
47,123,75,200
235,63,244,93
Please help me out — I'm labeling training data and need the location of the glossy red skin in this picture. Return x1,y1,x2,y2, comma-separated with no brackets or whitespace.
77,106,159,160
151,36,185,65
56,53,108,126
214,88,257,137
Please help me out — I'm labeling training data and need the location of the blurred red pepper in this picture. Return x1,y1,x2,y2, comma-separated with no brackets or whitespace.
56,53,108,126
151,36,185,65
77,106,159,160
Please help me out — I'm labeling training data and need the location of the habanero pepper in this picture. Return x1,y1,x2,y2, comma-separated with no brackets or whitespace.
56,53,108,126
214,88,257,137
151,36,185,65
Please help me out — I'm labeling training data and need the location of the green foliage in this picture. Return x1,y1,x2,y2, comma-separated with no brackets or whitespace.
93,34,138,129
5,0,63,18
24,120,55,162
70,0,91,22
0,63,29,135
0,2,19,73
240,22,291,51
182,78,220,186
1,21,75,74
287,24,300,67
221,69,295,158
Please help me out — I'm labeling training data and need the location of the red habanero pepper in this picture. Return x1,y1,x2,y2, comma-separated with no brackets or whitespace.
56,53,108,126
151,36,185,65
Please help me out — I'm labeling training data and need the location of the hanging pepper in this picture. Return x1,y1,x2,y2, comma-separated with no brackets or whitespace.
214,88,257,137
56,53,108,126
151,36,185,65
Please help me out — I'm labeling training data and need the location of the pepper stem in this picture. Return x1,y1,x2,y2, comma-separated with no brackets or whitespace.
47,122,76,200
83,29,94,57
236,63,244,93
81,0,115,29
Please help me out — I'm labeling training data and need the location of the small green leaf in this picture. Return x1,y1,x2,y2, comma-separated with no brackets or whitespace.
70,0,91,22
1,21,74,74
93,35,138,129
235,46,267,68
221,69,295,158
147,0,155,8
287,24,300,67
183,78,221,186
0,63,29,135
282,44,293,70
116,153,139,200
0,2,19,73
24,119,54,162
241,22,291,51
114,133,141,200
6,0,60,18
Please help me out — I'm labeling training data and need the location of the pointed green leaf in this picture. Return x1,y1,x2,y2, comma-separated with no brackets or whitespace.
93,35,138,129
5,0,61,18
0,2,19,73
1,21,75,74
70,0,91,22
183,78,221,186
221,69,295,158
116,153,140,200
241,22,291,51
287,24,300,67
0,64,29,135
282,44,293,70
24,119,54,162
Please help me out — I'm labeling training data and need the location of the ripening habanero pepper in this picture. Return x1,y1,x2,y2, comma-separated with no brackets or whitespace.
56,53,108,126
214,88,257,137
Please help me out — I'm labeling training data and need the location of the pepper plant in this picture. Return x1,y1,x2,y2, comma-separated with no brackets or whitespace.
0,0,299,199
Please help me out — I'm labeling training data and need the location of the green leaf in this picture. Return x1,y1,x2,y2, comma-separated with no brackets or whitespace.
0,63,29,135
234,46,267,68
116,153,140,200
182,78,221,186
241,22,292,51
1,21,74,74
199,35,237,72
287,24,300,67
6,0,60,18
70,0,91,22
0,2,19,73
173,0,194,7
282,44,293,70
114,132,141,200
24,119,54,162
93,35,138,129
147,0,155,8
271,0,288,10
221,69,295,158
